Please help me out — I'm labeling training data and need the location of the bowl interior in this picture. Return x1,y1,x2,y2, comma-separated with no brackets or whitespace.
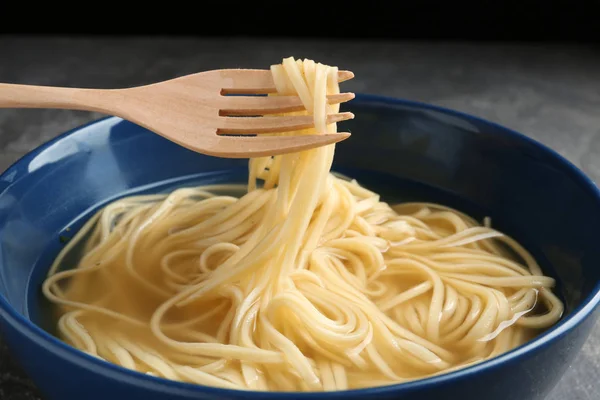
1,95,599,344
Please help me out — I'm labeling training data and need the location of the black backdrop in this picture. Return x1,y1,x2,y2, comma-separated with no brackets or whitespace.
1,0,599,42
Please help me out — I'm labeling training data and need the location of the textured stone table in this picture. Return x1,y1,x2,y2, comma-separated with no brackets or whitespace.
0,37,598,399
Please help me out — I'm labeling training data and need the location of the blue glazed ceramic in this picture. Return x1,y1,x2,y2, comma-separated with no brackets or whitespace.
0,95,599,400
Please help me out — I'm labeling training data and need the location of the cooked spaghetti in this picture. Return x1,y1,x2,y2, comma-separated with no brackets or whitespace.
42,57,563,391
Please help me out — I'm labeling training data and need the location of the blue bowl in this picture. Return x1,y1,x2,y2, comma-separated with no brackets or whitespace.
0,95,599,400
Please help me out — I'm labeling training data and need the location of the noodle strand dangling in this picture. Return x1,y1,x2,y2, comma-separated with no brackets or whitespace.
42,57,563,392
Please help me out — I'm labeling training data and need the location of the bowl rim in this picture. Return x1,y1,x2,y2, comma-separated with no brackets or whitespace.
1,93,599,398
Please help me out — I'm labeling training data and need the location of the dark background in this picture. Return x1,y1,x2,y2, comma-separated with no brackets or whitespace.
2,0,599,42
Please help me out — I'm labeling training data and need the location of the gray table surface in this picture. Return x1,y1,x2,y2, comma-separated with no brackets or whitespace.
0,36,598,399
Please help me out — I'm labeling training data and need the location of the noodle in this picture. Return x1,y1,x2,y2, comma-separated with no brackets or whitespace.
42,57,564,392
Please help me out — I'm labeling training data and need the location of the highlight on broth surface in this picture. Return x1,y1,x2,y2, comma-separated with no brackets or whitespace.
42,57,564,391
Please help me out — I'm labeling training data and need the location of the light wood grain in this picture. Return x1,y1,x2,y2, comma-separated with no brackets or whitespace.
0,69,355,158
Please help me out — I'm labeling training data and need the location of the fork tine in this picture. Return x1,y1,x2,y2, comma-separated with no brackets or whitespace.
338,71,354,82
217,112,354,135
219,69,354,94
219,93,355,116
205,133,351,158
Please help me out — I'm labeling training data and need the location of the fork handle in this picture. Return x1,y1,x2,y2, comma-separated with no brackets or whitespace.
0,83,121,114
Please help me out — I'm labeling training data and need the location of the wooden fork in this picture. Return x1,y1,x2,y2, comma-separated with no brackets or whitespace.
0,69,355,158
